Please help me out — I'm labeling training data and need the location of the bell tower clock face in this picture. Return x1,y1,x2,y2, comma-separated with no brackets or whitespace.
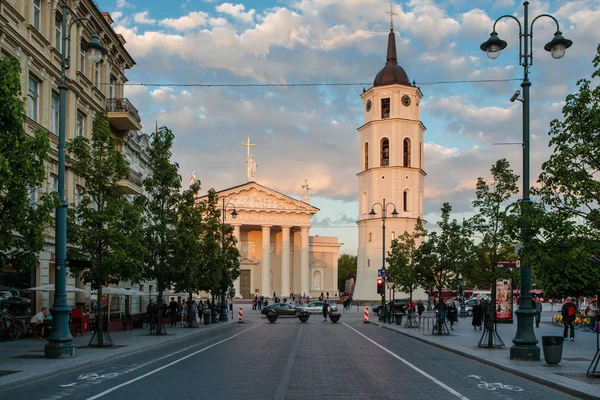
401,95,411,107
365,100,372,111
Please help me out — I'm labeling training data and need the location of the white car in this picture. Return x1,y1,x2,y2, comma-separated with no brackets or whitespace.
302,301,338,314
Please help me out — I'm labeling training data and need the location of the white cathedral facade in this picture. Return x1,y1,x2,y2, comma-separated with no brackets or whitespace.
352,26,427,301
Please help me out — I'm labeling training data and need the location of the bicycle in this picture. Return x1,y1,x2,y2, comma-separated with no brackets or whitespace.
552,314,563,327
0,312,22,341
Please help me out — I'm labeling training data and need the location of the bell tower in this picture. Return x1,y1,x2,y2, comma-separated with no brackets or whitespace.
352,26,426,301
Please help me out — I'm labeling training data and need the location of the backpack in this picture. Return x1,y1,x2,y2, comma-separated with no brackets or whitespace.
567,304,576,317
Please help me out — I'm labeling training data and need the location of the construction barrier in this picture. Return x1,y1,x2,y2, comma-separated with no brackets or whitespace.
364,307,369,323
238,307,243,323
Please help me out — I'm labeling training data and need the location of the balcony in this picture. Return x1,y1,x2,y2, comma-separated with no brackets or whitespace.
106,98,142,131
118,170,144,195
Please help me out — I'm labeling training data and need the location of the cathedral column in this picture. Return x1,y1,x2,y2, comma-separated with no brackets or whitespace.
281,226,291,297
333,252,339,296
232,224,241,297
300,226,310,296
261,225,271,297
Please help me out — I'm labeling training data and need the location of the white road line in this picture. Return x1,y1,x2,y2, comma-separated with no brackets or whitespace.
85,323,263,400
343,323,470,400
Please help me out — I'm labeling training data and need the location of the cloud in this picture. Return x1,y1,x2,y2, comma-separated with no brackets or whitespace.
215,3,256,23
160,11,209,30
134,11,156,24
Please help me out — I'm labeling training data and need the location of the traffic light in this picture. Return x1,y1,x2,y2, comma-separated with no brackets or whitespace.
377,278,384,295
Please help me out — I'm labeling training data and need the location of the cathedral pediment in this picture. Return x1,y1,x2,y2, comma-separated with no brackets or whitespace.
239,257,259,265
310,260,328,269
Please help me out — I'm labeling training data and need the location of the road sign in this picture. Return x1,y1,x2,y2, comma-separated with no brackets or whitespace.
378,269,384,277
386,282,395,290
497,260,517,268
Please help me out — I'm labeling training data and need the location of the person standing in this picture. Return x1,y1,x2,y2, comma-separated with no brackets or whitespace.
447,302,458,330
146,299,156,332
168,298,179,327
322,299,330,321
562,297,577,341
535,298,543,328
258,296,263,310
472,299,483,330
588,300,598,332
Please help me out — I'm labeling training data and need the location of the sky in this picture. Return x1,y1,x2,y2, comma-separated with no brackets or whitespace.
96,0,600,255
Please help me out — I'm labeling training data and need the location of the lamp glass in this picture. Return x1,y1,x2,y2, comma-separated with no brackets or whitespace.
486,44,501,59
551,43,566,59
231,209,238,219
88,47,102,63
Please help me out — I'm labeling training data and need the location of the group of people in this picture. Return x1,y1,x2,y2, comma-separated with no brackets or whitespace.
146,298,220,329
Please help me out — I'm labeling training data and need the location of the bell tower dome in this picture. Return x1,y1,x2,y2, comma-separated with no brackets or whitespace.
352,27,426,301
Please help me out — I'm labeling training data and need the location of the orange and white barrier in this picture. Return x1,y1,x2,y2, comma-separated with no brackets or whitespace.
364,307,369,323
238,307,243,323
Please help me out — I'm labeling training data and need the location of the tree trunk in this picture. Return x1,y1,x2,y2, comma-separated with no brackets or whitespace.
156,290,164,335
187,294,194,328
437,288,443,335
97,283,104,346
488,279,497,348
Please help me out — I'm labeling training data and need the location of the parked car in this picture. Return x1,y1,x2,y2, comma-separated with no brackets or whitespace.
302,301,338,314
0,296,32,315
372,299,408,316
464,298,479,316
260,303,304,317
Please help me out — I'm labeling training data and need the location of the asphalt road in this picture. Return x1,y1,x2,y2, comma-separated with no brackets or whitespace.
0,314,578,400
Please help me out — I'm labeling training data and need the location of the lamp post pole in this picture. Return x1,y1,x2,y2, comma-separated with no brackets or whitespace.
220,199,237,322
45,5,104,359
480,1,571,361
369,199,398,323
459,274,467,318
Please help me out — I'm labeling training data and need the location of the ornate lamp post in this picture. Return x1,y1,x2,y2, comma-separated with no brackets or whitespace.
369,199,398,323
459,273,467,318
45,4,105,359
219,199,238,322
480,1,572,361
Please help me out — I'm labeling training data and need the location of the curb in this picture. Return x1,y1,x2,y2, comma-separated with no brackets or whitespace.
372,322,596,400
0,320,236,390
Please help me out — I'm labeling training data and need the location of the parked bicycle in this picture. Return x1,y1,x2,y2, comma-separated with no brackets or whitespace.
0,312,22,341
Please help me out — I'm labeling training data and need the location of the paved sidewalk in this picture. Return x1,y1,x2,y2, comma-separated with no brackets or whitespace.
353,309,600,399
0,317,237,390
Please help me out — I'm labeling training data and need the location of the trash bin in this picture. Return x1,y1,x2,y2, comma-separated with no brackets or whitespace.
203,309,210,325
396,313,404,325
542,336,564,364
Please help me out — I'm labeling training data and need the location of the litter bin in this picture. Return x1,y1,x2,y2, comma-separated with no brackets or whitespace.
542,336,564,364
396,313,404,325
203,309,211,325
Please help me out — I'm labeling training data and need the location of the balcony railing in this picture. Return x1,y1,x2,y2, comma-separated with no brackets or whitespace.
106,98,141,124
128,170,143,187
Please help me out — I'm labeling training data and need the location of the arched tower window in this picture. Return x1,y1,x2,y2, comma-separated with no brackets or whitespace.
403,138,411,167
403,189,411,212
380,138,389,166
381,98,390,118
364,142,369,170
391,231,396,241
361,191,368,215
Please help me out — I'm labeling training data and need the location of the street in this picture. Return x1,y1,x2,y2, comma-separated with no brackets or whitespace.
0,312,577,400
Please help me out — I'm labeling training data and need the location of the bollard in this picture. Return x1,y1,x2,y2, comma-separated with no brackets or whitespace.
238,307,243,323
364,307,369,323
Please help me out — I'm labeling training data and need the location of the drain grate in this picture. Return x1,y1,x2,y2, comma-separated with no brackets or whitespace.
0,370,21,377
556,372,600,384
562,357,591,362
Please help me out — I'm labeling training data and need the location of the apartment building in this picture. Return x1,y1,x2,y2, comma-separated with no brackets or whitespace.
0,0,152,314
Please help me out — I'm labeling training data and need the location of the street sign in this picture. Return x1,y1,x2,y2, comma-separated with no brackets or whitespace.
386,282,395,290
497,260,517,268
377,269,383,277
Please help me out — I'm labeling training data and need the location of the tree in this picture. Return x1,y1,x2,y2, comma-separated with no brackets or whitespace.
67,112,144,347
337,254,357,293
137,126,183,335
466,159,519,347
0,56,58,273
419,203,472,335
386,218,425,320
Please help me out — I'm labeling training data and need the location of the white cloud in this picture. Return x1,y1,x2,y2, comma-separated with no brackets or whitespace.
215,3,256,23
160,11,209,30
134,11,156,24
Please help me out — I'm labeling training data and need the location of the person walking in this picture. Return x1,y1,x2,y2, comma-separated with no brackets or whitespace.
472,299,483,330
168,298,179,328
258,296,263,310
535,297,543,328
252,295,257,310
447,302,458,330
562,297,577,341
322,298,330,321
146,299,156,333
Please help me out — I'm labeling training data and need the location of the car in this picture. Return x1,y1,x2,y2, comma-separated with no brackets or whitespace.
260,303,304,317
372,299,408,316
0,296,32,315
464,298,480,316
302,301,338,314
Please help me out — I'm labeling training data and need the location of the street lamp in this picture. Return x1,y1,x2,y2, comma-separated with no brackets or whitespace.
481,1,571,361
45,5,105,359
458,273,467,318
219,199,237,322
369,199,398,323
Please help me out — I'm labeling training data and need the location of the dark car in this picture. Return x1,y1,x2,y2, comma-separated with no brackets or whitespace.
261,303,304,317
372,299,409,316
0,296,32,315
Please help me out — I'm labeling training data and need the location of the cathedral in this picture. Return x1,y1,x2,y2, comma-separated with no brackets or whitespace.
352,25,426,301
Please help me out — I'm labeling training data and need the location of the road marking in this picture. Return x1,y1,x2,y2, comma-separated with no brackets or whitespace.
468,376,523,392
274,323,303,400
344,323,470,400
85,323,263,400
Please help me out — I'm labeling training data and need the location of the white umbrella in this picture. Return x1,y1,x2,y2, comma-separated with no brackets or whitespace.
25,284,87,293
90,287,132,295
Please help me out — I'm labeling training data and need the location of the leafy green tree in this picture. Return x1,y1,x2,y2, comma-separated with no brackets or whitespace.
0,56,58,272
337,254,357,293
387,218,425,318
67,112,145,346
466,159,519,346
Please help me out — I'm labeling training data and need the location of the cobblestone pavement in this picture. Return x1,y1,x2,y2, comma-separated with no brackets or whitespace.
0,310,581,400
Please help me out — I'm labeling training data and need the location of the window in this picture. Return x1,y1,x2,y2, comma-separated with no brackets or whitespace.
32,0,41,31
381,98,390,118
28,75,40,122
364,142,369,170
76,112,85,137
109,76,116,99
403,138,411,167
51,92,60,133
50,174,58,217
94,62,101,89
28,187,38,208
368,232,372,242
380,138,389,167
391,231,396,241
55,12,63,53
79,41,86,74
404,190,410,212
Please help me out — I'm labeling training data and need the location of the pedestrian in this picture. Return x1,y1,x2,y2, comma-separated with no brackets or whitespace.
561,297,577,341
168,298,179,327
472,299,483,330
447,302,458,330
322,299,330,321
535,297,543,328
258,296,263,310
253,295,257,310
588,300,598,332
180,300,187,325
146,299,156,332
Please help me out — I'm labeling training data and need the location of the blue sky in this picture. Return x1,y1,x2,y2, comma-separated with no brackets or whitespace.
96,0,600,254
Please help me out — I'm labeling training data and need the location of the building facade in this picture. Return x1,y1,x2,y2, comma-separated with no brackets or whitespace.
352,27,427,301
0,0,149,311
